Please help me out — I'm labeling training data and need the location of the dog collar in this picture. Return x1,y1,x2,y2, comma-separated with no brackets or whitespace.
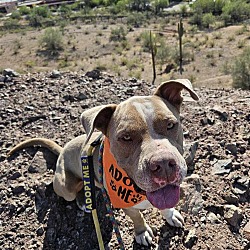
102,137,146,208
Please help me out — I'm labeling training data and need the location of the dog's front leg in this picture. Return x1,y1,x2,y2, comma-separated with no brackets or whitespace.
123,207,154,246
161,208,184,228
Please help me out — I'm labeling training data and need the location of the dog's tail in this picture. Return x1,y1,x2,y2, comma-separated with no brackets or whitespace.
8,138,63,157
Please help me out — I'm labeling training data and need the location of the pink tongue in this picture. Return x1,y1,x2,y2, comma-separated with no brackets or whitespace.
146,185,180,210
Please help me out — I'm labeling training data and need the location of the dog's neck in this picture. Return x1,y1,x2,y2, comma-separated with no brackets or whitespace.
102,137,146,208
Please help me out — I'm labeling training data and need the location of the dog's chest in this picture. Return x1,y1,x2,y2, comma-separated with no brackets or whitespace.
102,138,146,208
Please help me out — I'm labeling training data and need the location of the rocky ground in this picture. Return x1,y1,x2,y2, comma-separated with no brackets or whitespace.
0,69,249,250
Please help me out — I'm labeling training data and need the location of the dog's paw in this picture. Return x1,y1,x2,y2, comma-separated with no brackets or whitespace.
161,208,184,228
135,224,154,246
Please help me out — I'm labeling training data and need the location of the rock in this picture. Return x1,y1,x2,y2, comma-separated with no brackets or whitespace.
180,174,203,214
9,171,22,180
36,227,44,236
225,143,237,155
24,105,35,111
201,114,215,125
184,174,201,191
211,105,228,121
0,75,5,83
243,221,250,240
3,68,19,77
50,70,61,78
85,69,101,79
28,165,39,173
231,176,249,197
184,141,199,169
223,192,239,204
11,184,26,195
223,205,243,228
163,63,175,74
236,177,249,189
3,75,12,82
232,182,248,195
207,212,221,224
184,229,198,248
212,159,232,175
77,92,88,100
63,94,76,102
180,188,203,215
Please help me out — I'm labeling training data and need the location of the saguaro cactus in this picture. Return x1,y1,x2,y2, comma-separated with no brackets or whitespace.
178,18,184,75
150,30,157,85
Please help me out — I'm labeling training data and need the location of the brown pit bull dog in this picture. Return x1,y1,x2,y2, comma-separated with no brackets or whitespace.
8,79,199,246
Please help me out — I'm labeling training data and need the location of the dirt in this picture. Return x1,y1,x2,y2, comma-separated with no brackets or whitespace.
0,70,249,249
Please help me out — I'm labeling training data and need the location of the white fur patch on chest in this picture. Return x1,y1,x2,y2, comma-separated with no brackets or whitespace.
132,199,153,209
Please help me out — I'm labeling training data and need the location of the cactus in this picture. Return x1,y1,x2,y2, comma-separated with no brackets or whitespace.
150,30,157,85
178,18,184,75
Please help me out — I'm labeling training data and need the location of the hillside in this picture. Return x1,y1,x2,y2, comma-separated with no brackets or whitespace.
0,70,249,249
0,12,249,88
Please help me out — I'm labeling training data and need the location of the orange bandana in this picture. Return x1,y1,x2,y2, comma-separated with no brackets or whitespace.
103,138,146,208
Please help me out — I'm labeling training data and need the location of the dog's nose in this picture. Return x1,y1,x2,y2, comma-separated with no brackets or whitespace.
149,156,177,183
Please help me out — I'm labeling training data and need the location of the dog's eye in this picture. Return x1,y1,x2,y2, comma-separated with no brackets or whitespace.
121,135,132,142
167,122,175,130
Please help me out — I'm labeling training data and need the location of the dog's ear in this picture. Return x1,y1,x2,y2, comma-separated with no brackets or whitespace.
80,104,117,143
154,79,199,109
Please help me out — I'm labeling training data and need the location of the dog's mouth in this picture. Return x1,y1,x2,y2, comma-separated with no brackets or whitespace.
146,183,180,210
132,179,180,210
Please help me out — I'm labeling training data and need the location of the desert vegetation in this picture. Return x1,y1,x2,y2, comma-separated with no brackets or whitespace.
0,0,249,89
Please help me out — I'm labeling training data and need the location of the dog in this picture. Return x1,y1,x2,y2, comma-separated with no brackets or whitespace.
8,79,199,246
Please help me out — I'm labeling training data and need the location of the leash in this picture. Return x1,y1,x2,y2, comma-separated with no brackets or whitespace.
98,140,125,250
81,135,125,250
81,134,105,250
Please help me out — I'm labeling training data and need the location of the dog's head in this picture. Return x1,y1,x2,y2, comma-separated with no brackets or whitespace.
81,79,199,209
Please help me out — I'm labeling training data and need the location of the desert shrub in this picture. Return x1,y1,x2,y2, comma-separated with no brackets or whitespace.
192,0,227,15
32,6,51,18
213,32,222,39
70,1,82,11
169,47,193,66
214,0,228,15
127,13,147,27
109,1,127,14
28,14,44,27
39,27,63,53
227,35,235,42
189,12,203,26
235,24,248,35
13,39,22,54
180,4,188,16
109,26,127,42
11,10,21,20
19,6,31,15
27,6,51,27
202,13,216,28
237,39,246,49
222,0,250,24
59,4,72,18
152,0,170,14
3,19,20,30
191,0,215,14
232,46,250,90
156,44,171,64
140,31,161,52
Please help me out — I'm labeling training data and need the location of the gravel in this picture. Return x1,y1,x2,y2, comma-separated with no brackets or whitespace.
0,70,249,249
